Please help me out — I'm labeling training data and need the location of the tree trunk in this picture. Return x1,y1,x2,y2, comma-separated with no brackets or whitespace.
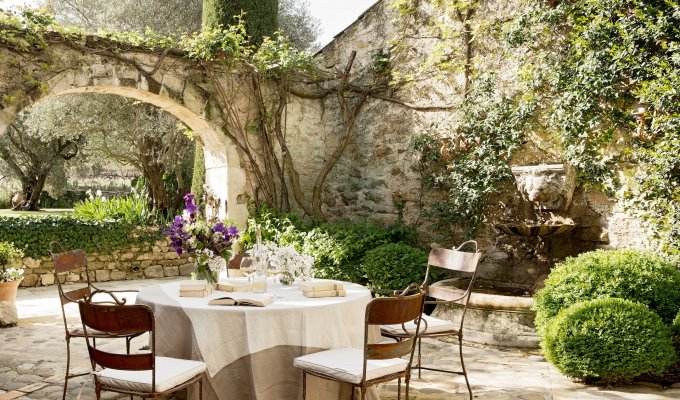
20,173,47,211
145,166,168,215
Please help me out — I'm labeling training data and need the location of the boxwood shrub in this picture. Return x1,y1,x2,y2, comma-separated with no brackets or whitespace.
0,216,160,259
543,298,676,384
240,205,418,284
362,243,428,292
534,249,680,333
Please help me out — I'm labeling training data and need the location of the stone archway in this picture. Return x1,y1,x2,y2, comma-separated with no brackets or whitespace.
0,36,250,226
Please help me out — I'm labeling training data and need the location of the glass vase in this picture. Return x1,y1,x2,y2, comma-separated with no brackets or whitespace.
194,261,218,285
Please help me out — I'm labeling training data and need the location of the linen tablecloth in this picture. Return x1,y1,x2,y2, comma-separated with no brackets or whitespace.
136,280,379,400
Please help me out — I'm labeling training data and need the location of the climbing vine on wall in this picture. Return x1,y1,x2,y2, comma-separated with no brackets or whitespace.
412,75,534,237
389,0,532,237
507,0,680,254
0,8,396,223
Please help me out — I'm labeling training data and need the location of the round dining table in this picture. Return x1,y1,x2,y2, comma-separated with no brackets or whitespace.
136,278,379,400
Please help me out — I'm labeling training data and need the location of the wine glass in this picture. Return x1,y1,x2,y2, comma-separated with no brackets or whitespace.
240,257,257,285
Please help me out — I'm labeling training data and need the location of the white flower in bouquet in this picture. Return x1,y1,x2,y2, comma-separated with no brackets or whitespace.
265,243,315,279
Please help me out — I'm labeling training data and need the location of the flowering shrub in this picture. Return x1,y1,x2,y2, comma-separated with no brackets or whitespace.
73,189,153,225
0,242,24,283
164,194,238,279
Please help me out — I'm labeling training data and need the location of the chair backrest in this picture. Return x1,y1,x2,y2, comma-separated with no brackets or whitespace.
78,294,156,379
426,242,482,336
50,243,94,302
362,287,425,381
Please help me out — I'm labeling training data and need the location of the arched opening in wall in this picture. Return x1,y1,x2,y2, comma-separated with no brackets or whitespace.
0,86,245,225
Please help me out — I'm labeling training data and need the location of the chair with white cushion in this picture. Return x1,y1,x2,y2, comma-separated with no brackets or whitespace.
78,290,206,399
50,242,140,400
381,241,481,400
294,285,425,400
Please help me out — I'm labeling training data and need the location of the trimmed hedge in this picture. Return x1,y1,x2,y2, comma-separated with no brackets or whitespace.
239,205,418,284
543,298,676,383
362,243,428,292
0,216,160,259
534,249,680,332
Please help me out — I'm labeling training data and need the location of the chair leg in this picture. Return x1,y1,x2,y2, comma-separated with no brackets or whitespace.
417,337,422,379
459,335,472,400
199,377,203,400
405,375,410,400
360,386,367,400
302,372,306,400
397,377,402,400
126,337,131,354
62,337,71,400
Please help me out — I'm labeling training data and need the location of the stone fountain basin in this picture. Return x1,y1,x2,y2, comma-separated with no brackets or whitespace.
429,278,539,349
495,222,576,237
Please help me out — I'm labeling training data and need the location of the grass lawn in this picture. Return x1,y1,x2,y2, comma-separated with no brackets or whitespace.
0,209,73,217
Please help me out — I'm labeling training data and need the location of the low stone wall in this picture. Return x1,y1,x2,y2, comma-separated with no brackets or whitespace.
18,239,193,287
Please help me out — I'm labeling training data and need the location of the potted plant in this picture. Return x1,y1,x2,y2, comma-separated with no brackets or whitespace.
0,242,24,302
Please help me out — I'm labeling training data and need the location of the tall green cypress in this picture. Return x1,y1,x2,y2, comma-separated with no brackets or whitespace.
202,0,279,46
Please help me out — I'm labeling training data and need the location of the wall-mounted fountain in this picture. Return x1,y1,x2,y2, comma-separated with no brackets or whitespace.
496,164,577,237
431,164,581,349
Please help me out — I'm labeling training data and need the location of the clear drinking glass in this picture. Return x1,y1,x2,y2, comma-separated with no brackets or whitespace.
240,257,257,284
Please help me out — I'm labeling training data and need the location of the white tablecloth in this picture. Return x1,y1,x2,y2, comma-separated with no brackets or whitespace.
136,279,378,400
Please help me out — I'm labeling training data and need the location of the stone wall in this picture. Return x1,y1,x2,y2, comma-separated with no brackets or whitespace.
18,239,193,288
283,0,656,286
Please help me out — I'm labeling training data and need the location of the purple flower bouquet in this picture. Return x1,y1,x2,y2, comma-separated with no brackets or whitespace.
164,193,239,283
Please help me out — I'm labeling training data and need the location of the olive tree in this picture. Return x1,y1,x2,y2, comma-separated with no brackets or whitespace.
41,0,320,50
10,94,194,213
0,108,83,210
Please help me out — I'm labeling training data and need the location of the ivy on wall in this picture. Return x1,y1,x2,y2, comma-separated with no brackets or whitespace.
0,216,160,259
508,0,680,254
411,75,534,237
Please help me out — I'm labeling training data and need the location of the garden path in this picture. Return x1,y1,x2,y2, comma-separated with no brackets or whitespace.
0,278,678,400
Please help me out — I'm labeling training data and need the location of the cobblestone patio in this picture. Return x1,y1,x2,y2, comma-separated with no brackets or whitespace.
1,278,679,400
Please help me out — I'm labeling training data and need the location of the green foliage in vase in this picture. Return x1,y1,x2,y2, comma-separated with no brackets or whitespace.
0,241,24,282
542,298,676,384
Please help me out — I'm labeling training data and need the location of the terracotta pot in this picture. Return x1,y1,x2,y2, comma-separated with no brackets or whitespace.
0,279,21,302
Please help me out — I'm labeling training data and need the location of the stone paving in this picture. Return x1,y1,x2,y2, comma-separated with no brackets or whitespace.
1,278,679,400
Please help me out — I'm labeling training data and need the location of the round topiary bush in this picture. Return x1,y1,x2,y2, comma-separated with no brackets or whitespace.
362,243,428,292
534,249,680,333
543,298,676,384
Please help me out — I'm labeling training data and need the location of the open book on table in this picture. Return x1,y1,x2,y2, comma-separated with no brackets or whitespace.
208,293,273,307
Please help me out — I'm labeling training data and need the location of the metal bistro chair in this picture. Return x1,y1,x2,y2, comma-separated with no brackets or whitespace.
78,290,206,399
381,241,481,400
294,284,426,400
50,242,140,400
